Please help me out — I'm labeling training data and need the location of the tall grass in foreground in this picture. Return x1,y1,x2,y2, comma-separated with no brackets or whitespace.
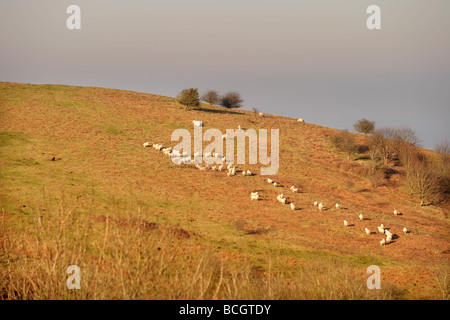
0,196,407,300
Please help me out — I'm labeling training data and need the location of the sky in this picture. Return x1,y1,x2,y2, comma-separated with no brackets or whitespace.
1,0,449,149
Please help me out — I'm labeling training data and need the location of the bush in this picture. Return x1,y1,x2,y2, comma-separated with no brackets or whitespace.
330,130,358,160
219,92,244,109
178,88,200,110
353,118,375,136
201,90,220,106
369,127,419,165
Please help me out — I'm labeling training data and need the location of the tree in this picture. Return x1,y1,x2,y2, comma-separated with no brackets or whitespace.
406,158,441,206
353,118,375,136
368,128,398,165
219,92,244,109
178,88,200,110
201,90,220,105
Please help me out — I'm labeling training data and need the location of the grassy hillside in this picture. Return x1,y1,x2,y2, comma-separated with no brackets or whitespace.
0,82,448,299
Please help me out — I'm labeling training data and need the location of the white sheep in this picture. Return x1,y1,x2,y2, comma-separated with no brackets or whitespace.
251,192,259,201
246,170,251,176
273,182,278,187
335,203,340,210
377,226,385,234
313,201,318,207
380,239,386,246
143,142,151,147
318,203,324,211
394,210,399,215
280,198,287,204
365,228,370,235
385,230,392,238
386,235,392,243
218,165,223,171
267,178,273,184
222,133,227,140
343,220,348,227
192,120,203,127
359,214,364,221
297,118,305,123
403,227,408,234
258,112,263,117
290,203,295,210
290,186,299,193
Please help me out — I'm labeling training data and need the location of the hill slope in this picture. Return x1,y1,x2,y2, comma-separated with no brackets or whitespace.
0,82,448,299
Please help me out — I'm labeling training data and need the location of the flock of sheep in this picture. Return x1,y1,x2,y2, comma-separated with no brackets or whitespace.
143,118,410,247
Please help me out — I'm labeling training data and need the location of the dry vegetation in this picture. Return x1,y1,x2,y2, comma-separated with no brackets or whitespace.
0,82,448,300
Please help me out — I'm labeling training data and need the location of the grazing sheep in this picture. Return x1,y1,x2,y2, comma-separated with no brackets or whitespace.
386,235,392,243
280,198,287,204
290,186,299,193
380,239,386,246
290,203,295,210
238,125,242,130
227,172,232,177
377,226,385,234
335,203,340,210
258,112,263,117
365,228,370,235
267,178,273,184
242,170,247,176
192,120,203,127
218,165,223,171
143,142,151,147
385,230,392,238
403,227,408,234
246,170,251,176
313,201,318,207
344,220,348,227
318,203,324,211
251,192,259,201
394,210,399,215
297,118,304,123
211,166,217,171
273,182,278,187
359,214,364,221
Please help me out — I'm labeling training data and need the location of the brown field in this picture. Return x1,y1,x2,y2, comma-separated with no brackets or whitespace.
0,82,448,299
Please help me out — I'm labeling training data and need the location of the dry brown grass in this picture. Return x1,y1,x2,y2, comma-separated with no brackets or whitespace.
0,82,448,299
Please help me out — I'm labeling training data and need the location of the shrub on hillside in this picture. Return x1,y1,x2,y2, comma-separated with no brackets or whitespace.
219,92,244,109
353,118,375,136
178,88,200,110
201,90,220,106
330,130,358,160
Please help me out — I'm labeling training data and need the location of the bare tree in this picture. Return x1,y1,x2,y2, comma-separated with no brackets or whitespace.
435,140,450,155
201,90,220,105
219,92,244,109
368,128,398,165
394,128,420,147
353,118,375,136
406,160,441,206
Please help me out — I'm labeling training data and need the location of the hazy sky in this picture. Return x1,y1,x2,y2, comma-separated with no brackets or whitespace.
1,0,449,149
